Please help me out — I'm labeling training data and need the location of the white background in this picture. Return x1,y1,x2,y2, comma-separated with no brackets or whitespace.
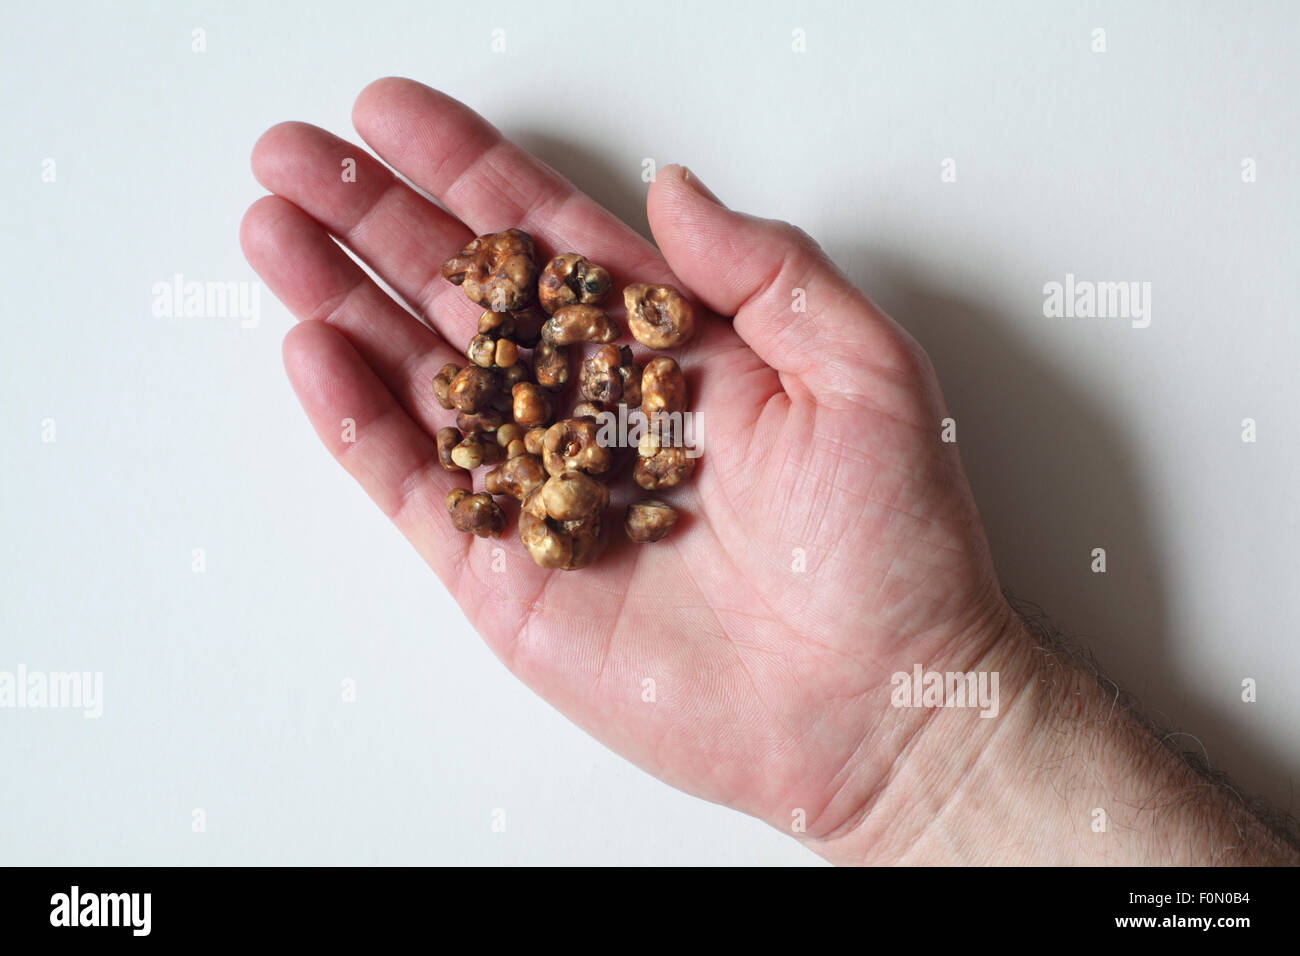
2,1,1296,865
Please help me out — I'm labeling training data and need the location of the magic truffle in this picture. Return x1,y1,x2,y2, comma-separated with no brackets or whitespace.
436,232,701,569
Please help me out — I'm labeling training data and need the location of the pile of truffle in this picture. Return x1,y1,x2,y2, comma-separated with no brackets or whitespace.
433,229,698,570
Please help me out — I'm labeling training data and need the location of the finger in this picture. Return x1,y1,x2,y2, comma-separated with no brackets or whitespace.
351,78,664,281
349,78,757,380
282,320,466,578
240,195,457,435
647,164,917,399
251,121,482,345
283,320,562,639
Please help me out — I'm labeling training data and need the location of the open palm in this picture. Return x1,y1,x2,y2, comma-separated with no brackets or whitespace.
242,78,1012,857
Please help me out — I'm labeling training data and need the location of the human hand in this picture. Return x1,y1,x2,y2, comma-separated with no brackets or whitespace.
241,78,1294,865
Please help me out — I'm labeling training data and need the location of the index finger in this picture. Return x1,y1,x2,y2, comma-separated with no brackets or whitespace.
352,78,670,284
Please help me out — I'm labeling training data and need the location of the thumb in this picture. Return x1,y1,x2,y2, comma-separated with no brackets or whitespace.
647,164,913,399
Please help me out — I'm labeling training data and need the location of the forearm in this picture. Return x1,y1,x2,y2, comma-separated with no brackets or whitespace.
814,605,1300,866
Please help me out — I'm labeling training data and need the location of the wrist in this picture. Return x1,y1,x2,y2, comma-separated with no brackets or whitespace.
799,599,1033,865
808,601,1300,866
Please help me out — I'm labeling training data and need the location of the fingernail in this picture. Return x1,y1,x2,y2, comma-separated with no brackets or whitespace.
680,166,723,206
